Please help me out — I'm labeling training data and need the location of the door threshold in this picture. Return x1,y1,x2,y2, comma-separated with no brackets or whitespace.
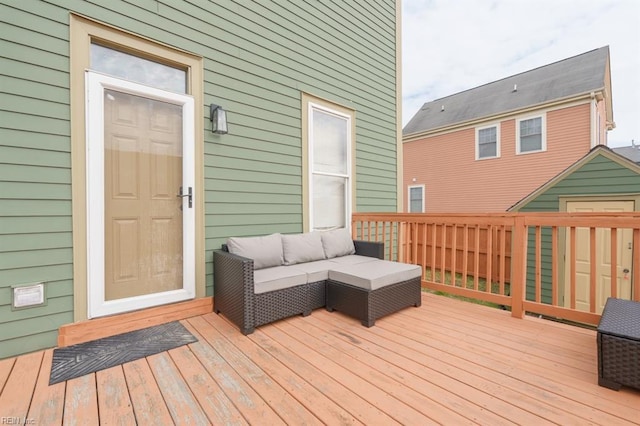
58,297,212,347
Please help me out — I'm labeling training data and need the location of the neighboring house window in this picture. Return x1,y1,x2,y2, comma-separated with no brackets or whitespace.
517,115,546,154
303,95,355,232
408,185,425,212
476,125,500,159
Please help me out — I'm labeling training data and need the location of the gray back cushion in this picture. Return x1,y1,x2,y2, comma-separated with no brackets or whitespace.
282,232,326,265
227,233,283,269
320,228,355,258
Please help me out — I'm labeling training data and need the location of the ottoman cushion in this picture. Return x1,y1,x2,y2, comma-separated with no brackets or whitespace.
328,260,422,291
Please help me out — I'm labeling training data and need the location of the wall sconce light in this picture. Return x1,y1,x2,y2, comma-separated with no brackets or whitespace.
210,103,228,134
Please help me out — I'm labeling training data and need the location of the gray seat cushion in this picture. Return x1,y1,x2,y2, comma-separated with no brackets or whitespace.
328,260,422,291
327,255,380,265
254,266,307,294
289,259,337,282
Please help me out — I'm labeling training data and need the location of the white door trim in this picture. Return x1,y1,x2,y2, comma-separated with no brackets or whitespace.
85,71,195,318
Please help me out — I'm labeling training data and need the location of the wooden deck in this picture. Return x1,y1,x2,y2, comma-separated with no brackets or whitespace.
1,293,639,425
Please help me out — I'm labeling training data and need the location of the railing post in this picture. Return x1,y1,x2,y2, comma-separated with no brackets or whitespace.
510,215,527,318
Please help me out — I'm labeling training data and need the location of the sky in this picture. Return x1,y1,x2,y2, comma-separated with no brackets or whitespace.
402,0,640,147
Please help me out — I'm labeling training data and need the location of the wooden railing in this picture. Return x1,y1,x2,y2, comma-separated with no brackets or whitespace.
352,212,640,326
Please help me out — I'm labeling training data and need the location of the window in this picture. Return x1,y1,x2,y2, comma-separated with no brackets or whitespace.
303,94,355,232
476,125,499,159
90,43,187,93
408,185,425,212
517,115,546,154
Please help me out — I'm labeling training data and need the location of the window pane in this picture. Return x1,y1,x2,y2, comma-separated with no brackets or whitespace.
91,43,186,93
313,108,348,175
312,175,346,230
478,127,497,158
409,187,422,213
520,118,542,152
521,134,542,152
478,127,496,144
103,89,184,299
479,143,497,158
520,117,541,136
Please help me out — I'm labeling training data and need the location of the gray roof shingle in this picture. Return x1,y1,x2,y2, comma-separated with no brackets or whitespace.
612,145,640,163
403,46,610,135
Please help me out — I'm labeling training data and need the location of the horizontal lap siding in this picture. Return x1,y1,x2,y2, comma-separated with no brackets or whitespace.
200,0,398,289
0,0,397,357
403,103,591,212
519,154,640,304
0,0,72,358
520,155,640,211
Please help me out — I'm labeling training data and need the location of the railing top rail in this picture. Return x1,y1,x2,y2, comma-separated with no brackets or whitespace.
524,215,640,228
353,212,640,217
353,212,640,230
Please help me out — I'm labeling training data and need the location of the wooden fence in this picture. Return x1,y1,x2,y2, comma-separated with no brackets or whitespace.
352,212,640,326
404,223,512,283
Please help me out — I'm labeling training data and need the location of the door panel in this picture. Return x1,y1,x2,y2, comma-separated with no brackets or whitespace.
564,201,634,313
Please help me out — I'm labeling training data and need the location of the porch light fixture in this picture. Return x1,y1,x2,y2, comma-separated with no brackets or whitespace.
210,103,228,134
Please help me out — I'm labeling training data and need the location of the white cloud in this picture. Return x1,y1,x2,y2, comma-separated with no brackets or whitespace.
402,0,640,147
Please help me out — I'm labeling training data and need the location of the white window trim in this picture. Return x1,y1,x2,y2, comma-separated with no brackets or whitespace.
516,113,547,155
475,123,501,160
307,101,352,232
407,184,425,213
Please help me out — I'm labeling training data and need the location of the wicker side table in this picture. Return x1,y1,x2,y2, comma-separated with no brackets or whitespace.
597,298,640,391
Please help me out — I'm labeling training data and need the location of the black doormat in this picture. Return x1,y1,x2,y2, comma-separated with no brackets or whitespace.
49,321,197,385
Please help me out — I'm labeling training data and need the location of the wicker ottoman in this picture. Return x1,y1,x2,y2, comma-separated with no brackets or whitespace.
597,297,640,391
326,260,422,327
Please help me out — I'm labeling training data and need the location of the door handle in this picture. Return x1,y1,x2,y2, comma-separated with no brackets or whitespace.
177,186,193,208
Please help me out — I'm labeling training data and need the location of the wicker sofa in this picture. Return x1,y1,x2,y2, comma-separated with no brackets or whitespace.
213,229,421,334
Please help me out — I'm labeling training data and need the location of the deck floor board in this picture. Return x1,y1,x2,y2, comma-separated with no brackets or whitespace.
28,350,65,424
2,293,639,425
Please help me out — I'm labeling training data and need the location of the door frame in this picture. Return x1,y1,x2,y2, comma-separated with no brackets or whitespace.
86,71,196,318
70,14,205,321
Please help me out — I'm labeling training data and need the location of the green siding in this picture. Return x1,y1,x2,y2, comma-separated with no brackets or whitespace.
518,152,640,303
0,0,398,358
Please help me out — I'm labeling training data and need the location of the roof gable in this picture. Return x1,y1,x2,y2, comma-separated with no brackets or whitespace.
404,46,611,136
508,145,640,211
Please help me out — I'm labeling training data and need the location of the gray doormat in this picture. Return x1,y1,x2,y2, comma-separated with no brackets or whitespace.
49,321,197,385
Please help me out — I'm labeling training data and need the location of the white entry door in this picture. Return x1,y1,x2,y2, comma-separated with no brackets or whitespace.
564,200,634,314
86,72,195,318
